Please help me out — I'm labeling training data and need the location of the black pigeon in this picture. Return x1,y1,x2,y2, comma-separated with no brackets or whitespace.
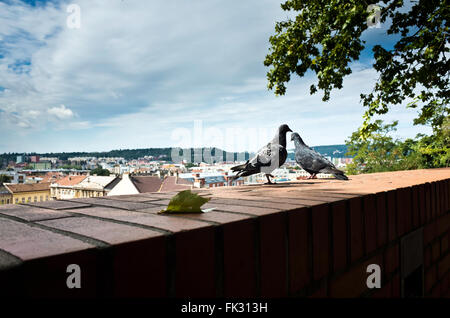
291,132,348,180
231,124,293,184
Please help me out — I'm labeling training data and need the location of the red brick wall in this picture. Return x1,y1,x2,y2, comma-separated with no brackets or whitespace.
0,173,448,298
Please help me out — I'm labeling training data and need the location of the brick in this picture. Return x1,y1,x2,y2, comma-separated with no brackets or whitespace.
201,203,280,216
418,184,426,226
309,283,327,298
396,187,412,236
27,200,91,210
437,181,444,216
113,237,166,297
288,208,310,294
23,248,101,298
430,284,441,297
411,186,420,229
441,272,450,295
425,183,432,222
386,190,397,242
66,206,211,233
0,217,94,260
437,213,450,237
372,281,391,298
0,217,100,298
83,198,160,211
438,254,450,279
424,246,432,269
174,227,215,297
425,266,437,292
375,192,387,248
329,254,383,297
384,244,399,277
432,241,440,262
259,212,288,297
424,221,437,246
444,180,449,212
223,218,257,297
38,216,167,297
431,182,437,220
0,205,72,222
442,234,450,255
391,273,400,297
38,216,164,245
209,197,301,211
349,197,364,262
364,195,377,255
332,201,347,272
312,204,329,281
173,210,253,224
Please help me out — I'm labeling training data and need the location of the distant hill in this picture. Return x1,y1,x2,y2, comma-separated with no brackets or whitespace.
0,147,252,164
287,144,351,160
0,144,350,165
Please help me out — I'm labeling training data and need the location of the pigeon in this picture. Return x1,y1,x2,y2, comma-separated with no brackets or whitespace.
231,124,292,184
291,132,349,180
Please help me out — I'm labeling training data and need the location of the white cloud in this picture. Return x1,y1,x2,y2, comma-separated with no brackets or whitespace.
0,0,433,153
47,104,74,120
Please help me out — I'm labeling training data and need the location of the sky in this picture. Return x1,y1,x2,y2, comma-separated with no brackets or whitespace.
0,0,432,153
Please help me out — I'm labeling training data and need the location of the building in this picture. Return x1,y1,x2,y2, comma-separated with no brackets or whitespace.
73,175,120,198
178,172,244,188
3,182,51,204
30,155,40,163
107,174,193,196
0,185,12,205
108,174,162,196
50,175,87,200
28,162,51,170
50,175,119,199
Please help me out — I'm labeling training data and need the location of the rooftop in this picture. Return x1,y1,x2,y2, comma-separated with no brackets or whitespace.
0,168,449,298
4,182,51,193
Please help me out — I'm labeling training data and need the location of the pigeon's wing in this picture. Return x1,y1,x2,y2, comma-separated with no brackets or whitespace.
296,146,335,173
248,142,285,172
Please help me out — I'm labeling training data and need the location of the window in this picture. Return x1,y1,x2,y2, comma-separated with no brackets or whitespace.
45,196,49,201
28,197,31,202
40,196,43,201
1,199,3,204
21,198,25,203
6,199,9,204
34,196,37,202
15,198,19,204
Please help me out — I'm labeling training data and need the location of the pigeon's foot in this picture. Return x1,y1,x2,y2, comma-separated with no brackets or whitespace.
264,174,275,184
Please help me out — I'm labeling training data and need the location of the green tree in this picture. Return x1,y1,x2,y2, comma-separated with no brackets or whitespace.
345,119,449,174
90,167,110,176
0,175,12,184
265,0,449,168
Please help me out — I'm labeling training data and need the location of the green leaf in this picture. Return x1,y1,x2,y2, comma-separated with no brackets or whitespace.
158,190,211,214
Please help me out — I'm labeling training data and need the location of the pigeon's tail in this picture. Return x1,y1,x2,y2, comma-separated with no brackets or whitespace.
231,160,250,172
330,169,349,181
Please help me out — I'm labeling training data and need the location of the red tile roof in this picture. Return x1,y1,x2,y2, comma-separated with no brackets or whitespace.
130,176,163,193
56,175,86,186
159,176,193,192
5,182,51,193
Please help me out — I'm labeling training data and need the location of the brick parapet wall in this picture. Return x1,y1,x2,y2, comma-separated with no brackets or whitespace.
0,168,449,298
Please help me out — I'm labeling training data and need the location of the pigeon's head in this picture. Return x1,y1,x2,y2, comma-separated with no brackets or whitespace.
278,124,293,134
290,132,301,141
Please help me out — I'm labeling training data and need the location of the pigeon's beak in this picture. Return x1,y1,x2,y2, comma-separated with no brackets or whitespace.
288,127,292,132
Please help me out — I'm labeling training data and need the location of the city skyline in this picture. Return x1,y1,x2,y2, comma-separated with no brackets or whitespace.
0,0,431,153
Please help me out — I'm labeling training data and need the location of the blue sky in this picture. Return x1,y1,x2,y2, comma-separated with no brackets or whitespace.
0,0,431,153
